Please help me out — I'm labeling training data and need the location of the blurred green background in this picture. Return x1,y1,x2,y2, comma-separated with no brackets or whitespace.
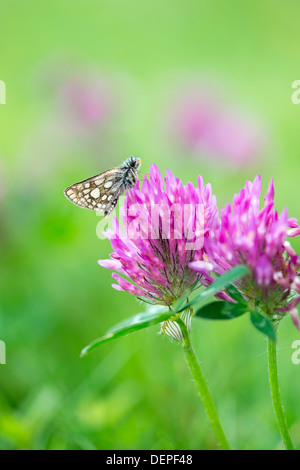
0,0,300,450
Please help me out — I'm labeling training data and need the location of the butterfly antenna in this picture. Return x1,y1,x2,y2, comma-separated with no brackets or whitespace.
138,170,146,179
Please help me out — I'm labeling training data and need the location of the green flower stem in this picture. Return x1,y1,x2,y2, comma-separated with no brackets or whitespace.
177,318,231,450
267,336,294,450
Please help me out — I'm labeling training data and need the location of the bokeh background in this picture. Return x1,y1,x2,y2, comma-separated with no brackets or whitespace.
0,0,300,450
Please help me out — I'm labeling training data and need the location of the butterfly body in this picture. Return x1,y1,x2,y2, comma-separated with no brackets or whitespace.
64,156,142,217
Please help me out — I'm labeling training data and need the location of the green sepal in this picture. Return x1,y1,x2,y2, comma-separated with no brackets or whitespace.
225,283,247,305
250,310,276,342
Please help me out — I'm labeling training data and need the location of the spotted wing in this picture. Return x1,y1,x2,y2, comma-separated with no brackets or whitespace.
64,168,124,216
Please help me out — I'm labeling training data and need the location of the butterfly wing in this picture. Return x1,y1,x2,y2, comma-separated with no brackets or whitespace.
64,168,124,216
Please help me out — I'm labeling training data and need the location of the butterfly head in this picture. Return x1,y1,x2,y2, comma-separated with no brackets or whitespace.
122,156,142,171
120,156,142,190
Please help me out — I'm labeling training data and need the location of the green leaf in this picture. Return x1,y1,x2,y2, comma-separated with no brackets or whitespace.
80,308,174,357
225,284,247,305
250,310,276,342
195,301,248,320
176,265,250,313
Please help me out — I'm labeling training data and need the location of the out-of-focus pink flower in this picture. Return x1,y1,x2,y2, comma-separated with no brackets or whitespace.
169,88,266,168
59,76,115,130
99,164,221,307
191,175,300,328
18,65,123,192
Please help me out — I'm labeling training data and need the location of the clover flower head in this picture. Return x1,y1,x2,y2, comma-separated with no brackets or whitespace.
99,164,219,310
191,175,300,328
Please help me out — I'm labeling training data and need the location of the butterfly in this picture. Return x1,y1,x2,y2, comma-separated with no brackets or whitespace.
64,156,142,217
